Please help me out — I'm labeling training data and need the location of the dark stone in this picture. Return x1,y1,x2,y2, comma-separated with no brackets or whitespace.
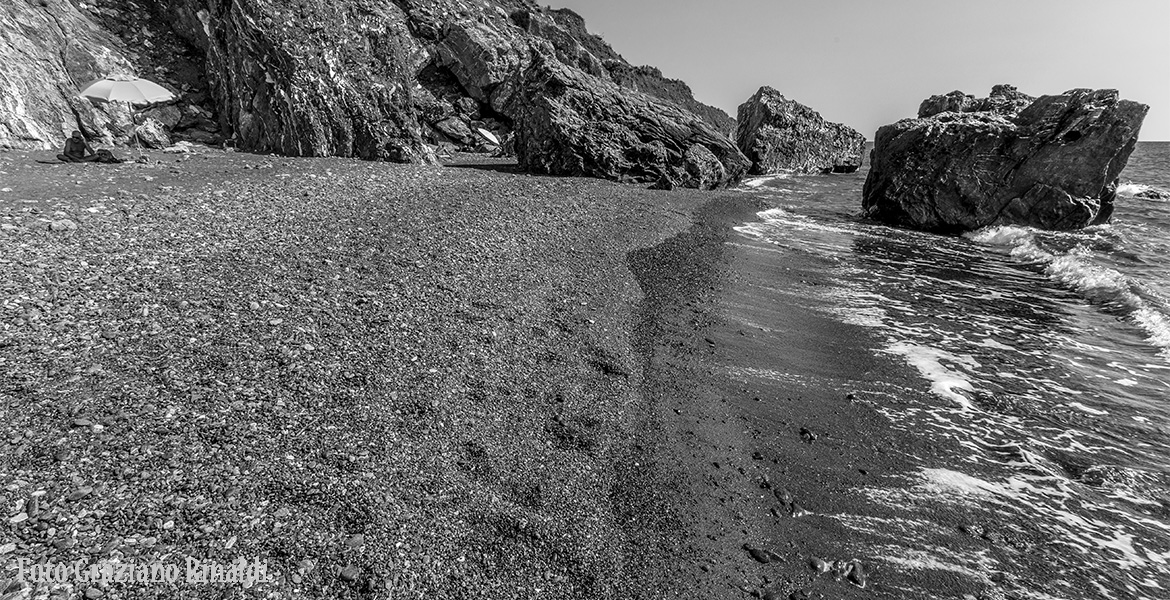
743,544,781,564
434,117,474,145
1136,188,1170,200
864,87,1148,233
736,86,866,175
143,105,183,130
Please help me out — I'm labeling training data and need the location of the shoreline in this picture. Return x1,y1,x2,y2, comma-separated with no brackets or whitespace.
0,148,1107,599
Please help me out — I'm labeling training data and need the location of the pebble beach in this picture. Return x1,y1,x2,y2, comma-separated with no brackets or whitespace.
1,148,1103,600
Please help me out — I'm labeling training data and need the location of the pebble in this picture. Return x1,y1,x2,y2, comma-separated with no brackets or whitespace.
789,503,811,518
799,427,817,443
85,587,103,599
9,512,29,524
743,544,782,564
809,557,830,573
339,564,361,582
67,486,94,501
0,542,16,554
49,219,77,231
847,560,867,588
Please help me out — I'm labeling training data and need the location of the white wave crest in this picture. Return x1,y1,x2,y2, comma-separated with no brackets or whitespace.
965,224,1036,246
969,225,1170,356
1118,182,1170,200
741,174,792,189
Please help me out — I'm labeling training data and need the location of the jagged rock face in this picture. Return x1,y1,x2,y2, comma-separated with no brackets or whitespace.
164,0,436,162
735,86,866,175
505,54,748,189
606,64,737,137
6,0,741,183
918,84,1034,118
0,0,134,148
863,88,1147,233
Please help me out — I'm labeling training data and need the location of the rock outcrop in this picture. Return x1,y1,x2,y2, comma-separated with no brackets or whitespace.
2,0,745,185
735,87,866,175
0,0,132,148
1,0,223,150
505,54,748,188
918,84,1034,119
863,87,1148,233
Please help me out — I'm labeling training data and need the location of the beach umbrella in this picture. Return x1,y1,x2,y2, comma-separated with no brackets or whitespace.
79,76,174,106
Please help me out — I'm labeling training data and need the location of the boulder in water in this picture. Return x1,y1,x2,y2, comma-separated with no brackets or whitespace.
1134,187,1170,201
736,86,867,175
863,87,1148,233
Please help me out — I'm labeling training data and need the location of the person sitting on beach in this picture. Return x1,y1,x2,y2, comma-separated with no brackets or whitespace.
57,131,100,163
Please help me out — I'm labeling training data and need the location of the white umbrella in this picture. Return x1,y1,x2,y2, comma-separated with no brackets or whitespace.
79,76,174,106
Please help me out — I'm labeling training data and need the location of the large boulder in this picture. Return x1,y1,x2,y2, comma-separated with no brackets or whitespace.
736,86,866,175
863,87,1148,233
505,54,749,189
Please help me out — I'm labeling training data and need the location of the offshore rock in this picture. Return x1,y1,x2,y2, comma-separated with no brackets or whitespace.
506,54,749,189
864,87,1148,233
736,86,866,175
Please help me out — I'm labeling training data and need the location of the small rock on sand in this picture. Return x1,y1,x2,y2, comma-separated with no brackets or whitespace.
66,486,94,501
339,564,361,582
743,544,782,564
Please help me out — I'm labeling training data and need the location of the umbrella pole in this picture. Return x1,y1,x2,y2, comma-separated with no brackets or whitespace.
133,110,141,161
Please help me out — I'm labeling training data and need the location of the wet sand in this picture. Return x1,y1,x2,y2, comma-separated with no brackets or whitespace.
621,196,1025,599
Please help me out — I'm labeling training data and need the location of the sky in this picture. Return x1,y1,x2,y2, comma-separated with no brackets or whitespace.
558,0,1170,141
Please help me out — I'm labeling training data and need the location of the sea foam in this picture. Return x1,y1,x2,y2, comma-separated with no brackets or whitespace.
1118,182,1170,200
969,225,1170,357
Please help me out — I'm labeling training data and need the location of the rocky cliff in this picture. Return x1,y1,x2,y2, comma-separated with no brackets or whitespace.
0,0,132,148
864,87,1147,233
735,86,866,175
1,0,222,150
2,0,744,187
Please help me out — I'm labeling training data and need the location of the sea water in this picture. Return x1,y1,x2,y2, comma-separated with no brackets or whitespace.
736,143,1170,599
